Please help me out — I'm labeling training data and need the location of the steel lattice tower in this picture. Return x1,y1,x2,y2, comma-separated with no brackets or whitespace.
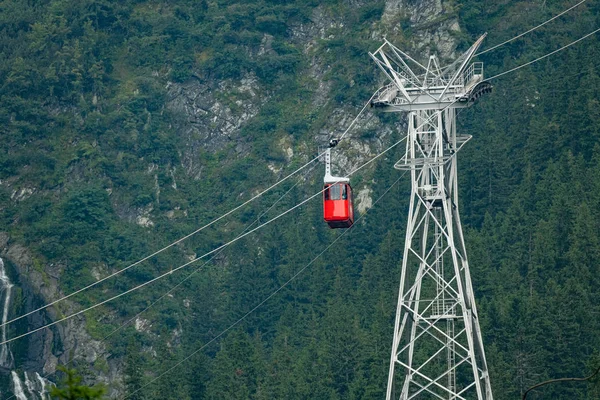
369,35,494,400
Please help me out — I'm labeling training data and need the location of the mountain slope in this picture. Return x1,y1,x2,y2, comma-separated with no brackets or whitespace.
0,0,599,398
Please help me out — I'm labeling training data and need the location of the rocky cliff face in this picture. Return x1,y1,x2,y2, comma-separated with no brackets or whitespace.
382,0,460,57
0,233,121,397
166,0,460,215
166,76,265,178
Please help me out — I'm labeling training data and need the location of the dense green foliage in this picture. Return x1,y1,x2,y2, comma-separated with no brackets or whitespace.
0,0,599,399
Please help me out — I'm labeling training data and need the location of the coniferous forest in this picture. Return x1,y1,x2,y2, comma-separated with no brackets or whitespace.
0,0,599,399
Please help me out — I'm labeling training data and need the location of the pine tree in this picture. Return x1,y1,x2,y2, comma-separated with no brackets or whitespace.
124,338,145,400
49,366,106,400
205,330,266,400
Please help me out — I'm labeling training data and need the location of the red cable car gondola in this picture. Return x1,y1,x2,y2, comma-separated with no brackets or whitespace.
323,182,354,229
322,140,354,229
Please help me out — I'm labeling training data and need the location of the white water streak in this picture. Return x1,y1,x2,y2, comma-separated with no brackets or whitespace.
11,371,50,400
35,373,50,400
0,258,51,400
25,372,35,397
0,258,13,368
11,371,28,400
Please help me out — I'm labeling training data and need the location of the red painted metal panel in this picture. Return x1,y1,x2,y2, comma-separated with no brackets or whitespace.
324,199,349,220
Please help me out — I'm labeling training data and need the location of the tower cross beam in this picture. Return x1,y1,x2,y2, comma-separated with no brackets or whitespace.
396,360,470,400
398,321,468,360
398,306,470,355
406,346,470,389
410,381,447,400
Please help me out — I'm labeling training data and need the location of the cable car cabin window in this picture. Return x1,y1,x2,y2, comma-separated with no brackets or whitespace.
342,185,347,200
327,184,342,200
324,185,330,200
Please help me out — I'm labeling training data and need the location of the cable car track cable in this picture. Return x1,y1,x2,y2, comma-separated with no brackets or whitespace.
0,93,378,331
475,0,588,57
5,39,577,342
123,171,408,400
0,163,324,400
4,17,595,364
0,134,409,346
3,8,591,330
487,26,600,80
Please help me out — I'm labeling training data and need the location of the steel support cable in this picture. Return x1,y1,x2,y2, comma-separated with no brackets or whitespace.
96,162,321,345
487,27,600,80
11,22,589,367
0,160,320,327
123,170,409,400
0,95,377,331
475,0,588,56
1,94,379,393
14,13,587,333
337,90,379,142
0,164,323,400
0,134,408,347
108,29,600,396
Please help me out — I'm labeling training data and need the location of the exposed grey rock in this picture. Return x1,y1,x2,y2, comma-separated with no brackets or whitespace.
380,0,460,60
258,34,274,56
0,233,9,251
90,264,108,281
10,188,35,202
1,236,110,388
166,75,265,179
135,205,155,228
6,245,32,274
134,317,151,333
356,186,374,214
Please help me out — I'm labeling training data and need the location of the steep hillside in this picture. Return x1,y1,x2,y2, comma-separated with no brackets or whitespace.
0,0,598,398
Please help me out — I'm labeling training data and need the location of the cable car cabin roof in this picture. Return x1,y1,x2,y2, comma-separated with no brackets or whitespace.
323,183,354,229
